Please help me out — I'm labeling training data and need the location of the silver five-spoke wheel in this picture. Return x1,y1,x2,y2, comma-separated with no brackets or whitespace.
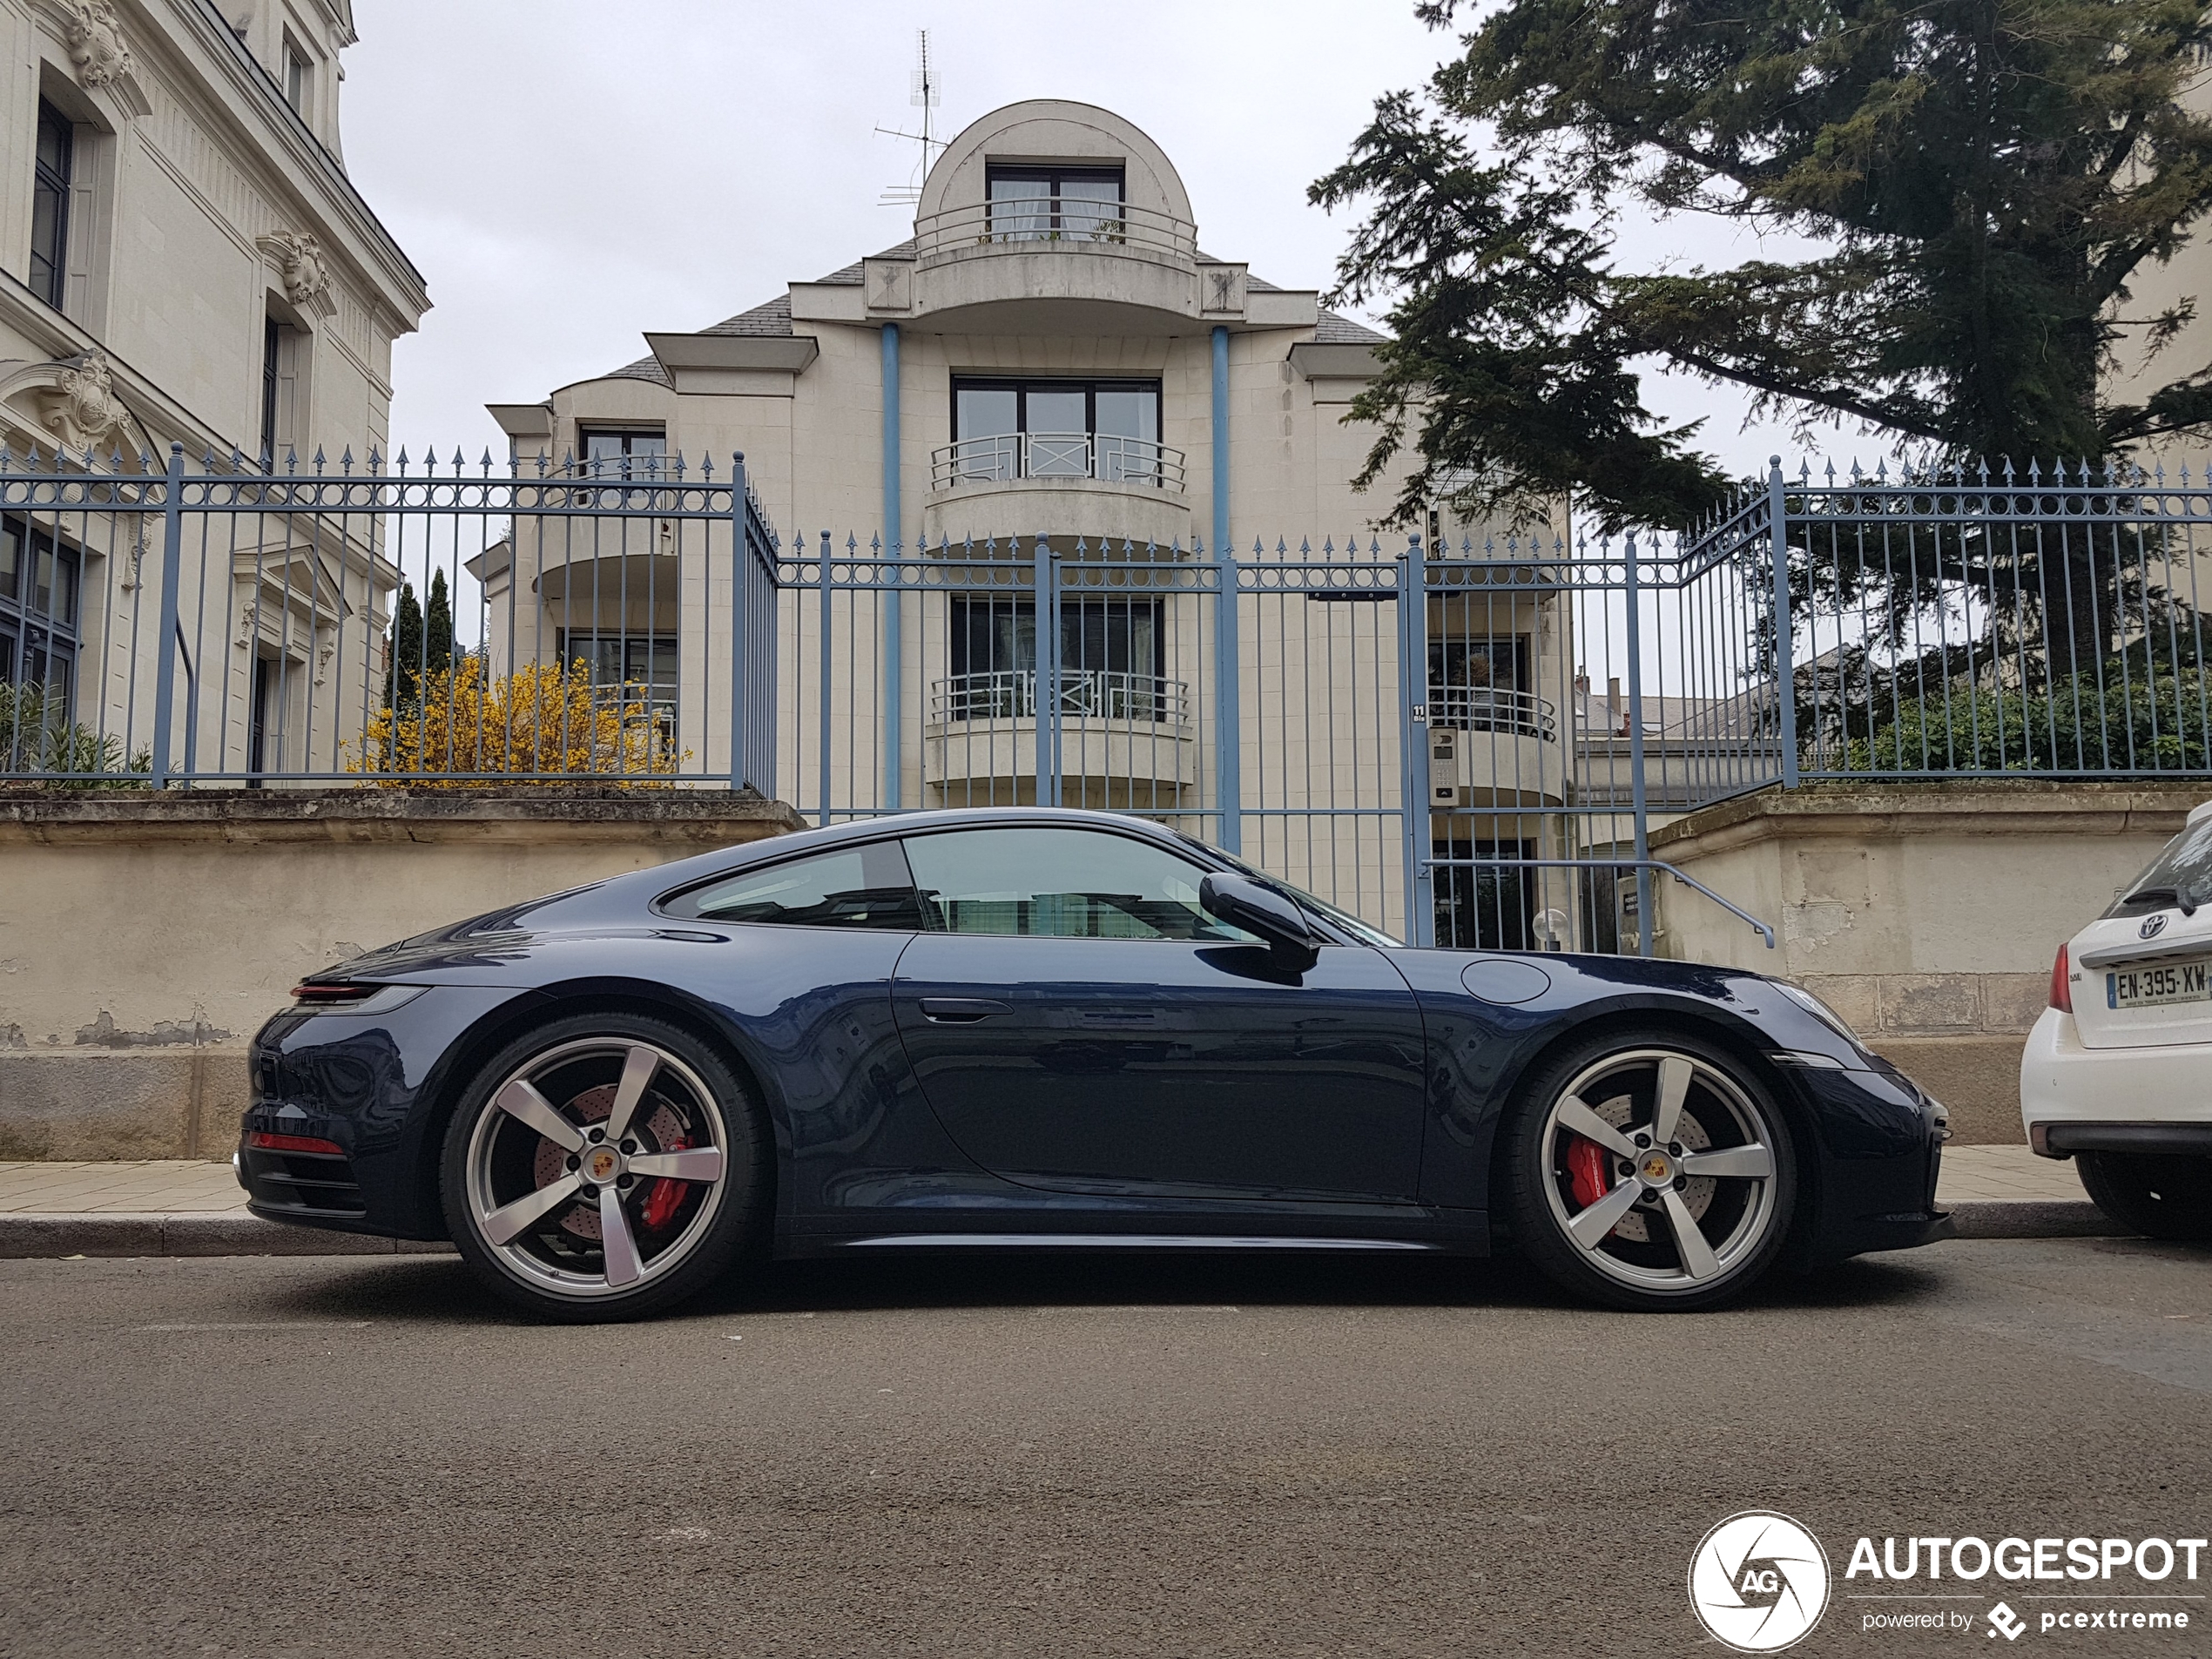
1509,1035,1793,1310
459,1035,732,1305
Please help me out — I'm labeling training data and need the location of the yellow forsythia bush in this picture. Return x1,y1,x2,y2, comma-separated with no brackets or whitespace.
349,657,687,787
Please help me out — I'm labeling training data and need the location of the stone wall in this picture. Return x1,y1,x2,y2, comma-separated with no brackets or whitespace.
0,790,800,1159
1649,780,2206,1143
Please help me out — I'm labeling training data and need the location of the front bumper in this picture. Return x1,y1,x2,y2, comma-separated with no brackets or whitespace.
2020,1007,2212,1155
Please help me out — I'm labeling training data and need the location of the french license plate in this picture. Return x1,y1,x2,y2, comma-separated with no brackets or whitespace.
2107,959,2212,1009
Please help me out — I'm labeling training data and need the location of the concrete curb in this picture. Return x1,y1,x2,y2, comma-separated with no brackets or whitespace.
0,1205,2128,1258
1946,1200,2128,1239
0,1213,455,1258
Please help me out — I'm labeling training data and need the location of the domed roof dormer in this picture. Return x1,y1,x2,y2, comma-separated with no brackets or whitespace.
895,99,1227,334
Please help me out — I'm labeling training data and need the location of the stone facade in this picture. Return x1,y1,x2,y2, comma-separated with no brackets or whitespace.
1649,780,2208,1141
1,0,430,772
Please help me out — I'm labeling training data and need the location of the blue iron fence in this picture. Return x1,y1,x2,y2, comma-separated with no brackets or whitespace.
3,443,2203,954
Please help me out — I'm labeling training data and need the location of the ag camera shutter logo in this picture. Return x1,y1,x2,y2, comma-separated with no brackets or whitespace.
1689,1512,1832,1652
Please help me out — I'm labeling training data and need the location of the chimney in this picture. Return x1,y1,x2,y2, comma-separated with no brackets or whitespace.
1607,676,1622,736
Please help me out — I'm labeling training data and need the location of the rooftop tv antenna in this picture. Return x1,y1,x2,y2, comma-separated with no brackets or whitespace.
877,30,946,208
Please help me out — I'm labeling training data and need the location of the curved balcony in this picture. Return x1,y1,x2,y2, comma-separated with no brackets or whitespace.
923,432,1191,549
914,196,1197,267
1427,687,1568,812
932,434,1185,493
1427,686,1557,741
924,668,1194,796
906,195,1203,334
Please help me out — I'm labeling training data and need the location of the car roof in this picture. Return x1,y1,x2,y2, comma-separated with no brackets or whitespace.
658,806,1208,888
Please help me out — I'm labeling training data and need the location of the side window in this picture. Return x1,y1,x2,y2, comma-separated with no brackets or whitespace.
664,840,923,929
900,827,1257,941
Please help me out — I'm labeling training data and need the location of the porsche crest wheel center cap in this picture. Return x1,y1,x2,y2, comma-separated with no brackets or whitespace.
585,1147,622,1184
1637,1151,1676,1187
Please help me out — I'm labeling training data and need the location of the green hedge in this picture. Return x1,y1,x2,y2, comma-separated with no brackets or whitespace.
1839,669,2211,772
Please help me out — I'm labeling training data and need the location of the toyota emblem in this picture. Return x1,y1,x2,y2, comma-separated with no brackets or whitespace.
2141,914,2168,940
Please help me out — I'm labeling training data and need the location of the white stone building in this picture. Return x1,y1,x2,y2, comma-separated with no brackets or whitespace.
1,0,428,774
478,99,1595,941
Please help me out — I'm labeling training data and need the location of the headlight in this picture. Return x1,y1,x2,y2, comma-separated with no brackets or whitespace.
1772,980,1869,1050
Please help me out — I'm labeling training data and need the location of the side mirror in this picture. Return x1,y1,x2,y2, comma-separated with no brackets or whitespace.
1201,873,1322,974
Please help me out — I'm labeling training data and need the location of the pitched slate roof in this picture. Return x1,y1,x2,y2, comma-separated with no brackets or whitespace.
589,243,1384,386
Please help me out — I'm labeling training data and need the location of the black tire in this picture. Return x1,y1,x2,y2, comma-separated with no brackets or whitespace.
1497,1027,1797,1312
440,1010,769,1322
2076,1151,2212,1242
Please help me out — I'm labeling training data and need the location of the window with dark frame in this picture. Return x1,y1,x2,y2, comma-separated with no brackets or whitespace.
30,100,73,312
578,428,669,479
949,377,1161,484
946,595,1167,722
260,314,282,466
248,654,276,784
0,514,84,734
985,163,1125,242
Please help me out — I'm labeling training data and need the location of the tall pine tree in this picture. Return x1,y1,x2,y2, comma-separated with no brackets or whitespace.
1313,0,2212,674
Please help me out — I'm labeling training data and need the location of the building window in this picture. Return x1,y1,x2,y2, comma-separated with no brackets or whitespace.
557,631,679,729
578,428,669,479
945,596,1167,722
985,164,1124,242
260,314,304,467
0,516,84,739
949,378,1161,484
248,654,279,783
282,37,310,117
30,100,73,312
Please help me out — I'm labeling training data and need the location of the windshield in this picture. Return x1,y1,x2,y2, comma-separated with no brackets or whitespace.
2106,813,2212,917
1182,837,1404,948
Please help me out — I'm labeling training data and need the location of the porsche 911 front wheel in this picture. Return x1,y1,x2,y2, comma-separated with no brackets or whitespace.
441,1013,766,1322
1501,1032,1796,1312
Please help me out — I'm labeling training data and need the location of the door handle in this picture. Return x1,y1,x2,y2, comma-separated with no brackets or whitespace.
919,997,1013,1024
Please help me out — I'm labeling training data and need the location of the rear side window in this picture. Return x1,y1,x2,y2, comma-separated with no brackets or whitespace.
2107,815,2212,917
664,841,925,929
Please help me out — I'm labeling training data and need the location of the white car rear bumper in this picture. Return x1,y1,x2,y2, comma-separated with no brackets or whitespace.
2019,1006,2212,1155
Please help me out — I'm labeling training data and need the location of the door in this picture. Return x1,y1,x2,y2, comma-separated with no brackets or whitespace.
890,824,1427,1204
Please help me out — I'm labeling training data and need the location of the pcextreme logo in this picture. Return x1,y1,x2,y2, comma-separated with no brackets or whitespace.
1689,1511,1833,1653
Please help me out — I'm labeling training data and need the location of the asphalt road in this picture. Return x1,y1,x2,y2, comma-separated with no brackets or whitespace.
1,1238,2207,1658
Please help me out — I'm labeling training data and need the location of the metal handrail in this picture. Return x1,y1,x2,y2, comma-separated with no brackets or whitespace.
929,432,1186,493
1427,685,1558,740
930,669,1190,726
913,195,1197,264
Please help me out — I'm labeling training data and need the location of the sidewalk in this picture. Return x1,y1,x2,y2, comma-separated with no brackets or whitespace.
0,1159,445,1257
0,1147,2122,1257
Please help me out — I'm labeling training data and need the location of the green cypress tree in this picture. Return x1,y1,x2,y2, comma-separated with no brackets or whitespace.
383,579,422,710
423,569,455,681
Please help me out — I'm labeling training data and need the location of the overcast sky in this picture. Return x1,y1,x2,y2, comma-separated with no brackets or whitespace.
341,0,1821,491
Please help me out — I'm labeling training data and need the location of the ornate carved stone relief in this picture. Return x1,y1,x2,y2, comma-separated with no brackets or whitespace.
257,231,334,313
63,0,132,89
34,351,131,452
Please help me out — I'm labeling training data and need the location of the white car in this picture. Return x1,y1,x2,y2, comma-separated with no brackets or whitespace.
2021,797,2212,1238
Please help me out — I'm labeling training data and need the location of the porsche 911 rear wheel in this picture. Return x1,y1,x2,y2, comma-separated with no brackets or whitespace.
441,1013,765,1321
1501,1032,1796,1312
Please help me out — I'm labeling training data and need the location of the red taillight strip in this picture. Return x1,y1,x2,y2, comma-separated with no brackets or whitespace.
2049,942,2073,1014
291,982,375,1004
247,1130,346,1157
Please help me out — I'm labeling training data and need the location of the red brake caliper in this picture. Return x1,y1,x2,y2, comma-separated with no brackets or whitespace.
640,1136,688,1233
1567,1135,1612,1210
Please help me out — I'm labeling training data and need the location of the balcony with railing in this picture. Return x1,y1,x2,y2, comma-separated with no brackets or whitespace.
1426,685,1568,812
1427,685,1557,742
924,667,1194,796
913,194,1198,269
923,432,1191,547
901,192,1207,339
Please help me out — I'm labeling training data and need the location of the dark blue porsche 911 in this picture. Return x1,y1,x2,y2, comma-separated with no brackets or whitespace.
239,807,1951,1318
